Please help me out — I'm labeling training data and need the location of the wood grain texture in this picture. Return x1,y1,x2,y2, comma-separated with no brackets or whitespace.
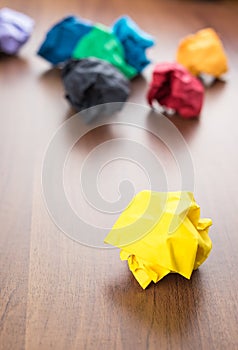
1,0,238,349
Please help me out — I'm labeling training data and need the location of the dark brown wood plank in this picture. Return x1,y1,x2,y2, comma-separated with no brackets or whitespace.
1,0,238,349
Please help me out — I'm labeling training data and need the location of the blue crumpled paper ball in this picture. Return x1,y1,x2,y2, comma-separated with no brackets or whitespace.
112,16,155,73
37,16,93,65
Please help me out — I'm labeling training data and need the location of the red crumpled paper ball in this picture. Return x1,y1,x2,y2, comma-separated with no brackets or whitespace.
147,62,204,118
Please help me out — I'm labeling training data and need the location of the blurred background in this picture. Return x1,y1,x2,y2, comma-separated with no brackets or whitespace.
0,1,238,349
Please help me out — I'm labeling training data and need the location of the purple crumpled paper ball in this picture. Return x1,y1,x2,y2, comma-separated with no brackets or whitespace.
0,8,34,55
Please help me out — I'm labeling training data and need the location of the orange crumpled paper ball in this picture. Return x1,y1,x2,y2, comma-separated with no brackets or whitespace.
176,28,228,78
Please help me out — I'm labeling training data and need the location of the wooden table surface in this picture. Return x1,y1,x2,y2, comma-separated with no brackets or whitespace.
1,0,238,349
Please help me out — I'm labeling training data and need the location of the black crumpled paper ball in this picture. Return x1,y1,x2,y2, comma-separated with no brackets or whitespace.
62,58,130,121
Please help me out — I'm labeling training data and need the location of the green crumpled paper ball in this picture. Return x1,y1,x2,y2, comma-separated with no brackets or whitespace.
72,24,137,79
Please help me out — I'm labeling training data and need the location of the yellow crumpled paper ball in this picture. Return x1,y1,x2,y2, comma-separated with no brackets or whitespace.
176,28,228,77
104,191,212,289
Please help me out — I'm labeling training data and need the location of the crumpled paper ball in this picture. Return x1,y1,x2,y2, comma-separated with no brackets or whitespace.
104,191,212,289
147,62,204,118
62,58,130,121
176,28,228,78
112,15,155,73
37,16,93,65
72,24,137,79
0,7,34,55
